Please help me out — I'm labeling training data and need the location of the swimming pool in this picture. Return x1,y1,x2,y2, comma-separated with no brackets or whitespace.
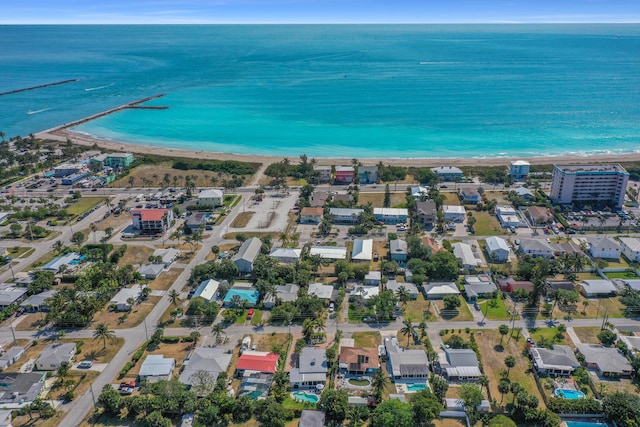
407,383,428,392
555,389,586,399
565,422,608,427
292,391,319,403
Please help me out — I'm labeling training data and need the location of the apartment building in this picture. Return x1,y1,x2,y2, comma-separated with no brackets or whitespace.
549,164,629,209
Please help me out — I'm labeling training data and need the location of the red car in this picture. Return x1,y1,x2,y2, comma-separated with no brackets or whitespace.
247,308,254,319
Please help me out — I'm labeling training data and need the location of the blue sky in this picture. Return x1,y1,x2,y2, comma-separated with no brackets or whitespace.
3,0,640,24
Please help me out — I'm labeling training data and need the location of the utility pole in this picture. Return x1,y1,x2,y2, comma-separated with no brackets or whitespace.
9,322,16,344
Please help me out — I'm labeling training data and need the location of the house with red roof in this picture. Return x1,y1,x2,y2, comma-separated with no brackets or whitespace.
235,351,279,376
131,208,174,234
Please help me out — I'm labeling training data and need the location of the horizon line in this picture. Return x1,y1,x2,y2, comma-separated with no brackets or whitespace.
3,21,640,25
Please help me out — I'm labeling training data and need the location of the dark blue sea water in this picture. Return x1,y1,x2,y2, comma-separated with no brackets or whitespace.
1,24,640,158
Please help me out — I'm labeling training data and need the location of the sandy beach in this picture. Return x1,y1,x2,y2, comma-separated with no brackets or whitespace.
38,128,640,168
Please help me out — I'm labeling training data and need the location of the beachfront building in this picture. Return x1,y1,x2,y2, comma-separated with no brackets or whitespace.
550,163,629,209
443,205,466,223
103,152,134,169
233,237,262,273
313,166,332,183
132,208,174,234
431,166,463,182
358,166,378,184
197,189,224,207
53,163,81,178
373,208,408,224
416,200,437,227
509,160,531,180
335,166,355,184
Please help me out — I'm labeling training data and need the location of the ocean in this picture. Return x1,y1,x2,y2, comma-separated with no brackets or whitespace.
1,24,640,159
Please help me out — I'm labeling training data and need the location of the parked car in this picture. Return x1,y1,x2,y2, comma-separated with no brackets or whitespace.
78,360,93,369
247,308,254,320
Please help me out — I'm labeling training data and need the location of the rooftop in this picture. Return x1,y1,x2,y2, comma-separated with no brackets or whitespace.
233,237,262,264
140,354,175,378
555,163,627,174
132,208,169,222
576,344,632,374
236,351,279,374
198,189,223,198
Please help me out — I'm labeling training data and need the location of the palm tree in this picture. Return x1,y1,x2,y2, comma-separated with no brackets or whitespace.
347,406,368,427
211,323,226,345
396,286,410,307
168,289,181,307
90,223,97,243
93,323,115,349
478,374,489,393
498,324,509,346
302,318,315,343
400,317,416,346
504,355,516,377
371,369,389,403
53,240,64,255
128,176,135,188
582,299,589,315
314,317,326,336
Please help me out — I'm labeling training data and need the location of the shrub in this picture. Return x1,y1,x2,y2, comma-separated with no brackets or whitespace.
160,336,180,344
120,362,134,376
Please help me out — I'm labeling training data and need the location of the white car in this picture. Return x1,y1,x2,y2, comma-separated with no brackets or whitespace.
78,360,93,369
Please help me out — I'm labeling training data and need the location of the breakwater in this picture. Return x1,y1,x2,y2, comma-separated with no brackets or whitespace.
0,79,79,97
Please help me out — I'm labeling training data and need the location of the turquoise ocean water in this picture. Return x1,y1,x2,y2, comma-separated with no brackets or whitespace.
1,24,640,159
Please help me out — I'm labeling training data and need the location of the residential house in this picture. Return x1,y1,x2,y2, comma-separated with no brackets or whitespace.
351,239,373,262
179,347,232,394
335,166,355,184
223,285,259,307
263,283,299,309
416,200,437,227
460,188,481,204
422,282,460,299
0,288,27,310
619,237,640,262
103,152,134,168
518,239,554,258
509,160,531,179
299,410,326,427
233,237,262,273
290,347,327,389
309,246,347,261
339,346,379,375
310,191,328,207
373,208,408,224
496,206,520,228
530,345,580,376
576,344,633,377
185,212,207,233
329,208,363,224
139,355,176,383
41,252,80,272
110,284,144,311
137,263,165,280
443,205,466,223
270,247,302,264
386,280,420,300
383,337,429,380
35,343,76,370
527,206,553,225
441,348,481,380
364,271,381,286
485,236,510,262
308,283,336,301
132,208,174,234
453,242,480,270
547,280,576,292
152,248,180,267
300,207,323,224
0,372,46,407
579,280,617,297
497,278,534,293
389,239,408,262
589,237,622,260
0,347,25,370
236,351,279,376
313,166,332,183
358,166,378,184
463,275,497,300
511,186,534,200
445,398,490,414
197,189,224,207
20,290,57,312
624,280,640,292
192,279,220,302
410,186,429,198
431,166,463,182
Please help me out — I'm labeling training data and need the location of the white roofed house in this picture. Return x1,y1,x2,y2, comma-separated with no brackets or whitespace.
422,282,460,299
579,280,617,297
588,236,621,260
373,208,408,224
495,206,520,228
192,279,220,302
389,239,408,262
463,275,497,301
530,345,580,376
110,284,144,311
431,166,463,182
233,237,262,273
351,239,373,262
440,348,481,380
197,189,224,207
139,355,176,383
308,283,336,301
41,252,80,272
576,344,633,377
329,208,363,224
269,247,301,264
452,242,479,271
485,236,510,262
383,337,429,380
137,263,165,280
35,342,76,371
443,205,466,223
618,237,640,262
0,288,27,310
309,246,347,261
179,347,232,395
152,248,180,267
518,239,554,258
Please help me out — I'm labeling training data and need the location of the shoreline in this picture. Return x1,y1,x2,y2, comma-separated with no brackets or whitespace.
38,128,640,168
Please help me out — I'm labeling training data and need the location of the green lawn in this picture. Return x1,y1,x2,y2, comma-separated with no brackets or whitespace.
352,331,380,348
604,270,638,280
477,294,515,321
402,294,435,321
66,197,105,217
234,309,249,324
7,246,33,258
528,326,570,348
250,310,263,326
348,302,374,323
444,193,461,206
435,296,474,321
472,211,503,235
